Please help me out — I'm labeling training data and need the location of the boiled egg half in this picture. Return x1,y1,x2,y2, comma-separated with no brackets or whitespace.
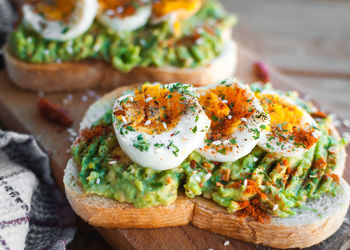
98,0,151,32
256,90,321,157
151,0,202,36
112,83,211,171
22,0,98,41
196,79,270,162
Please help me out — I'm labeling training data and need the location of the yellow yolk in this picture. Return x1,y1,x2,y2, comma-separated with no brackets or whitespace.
153,0,202,36
256,93,318,149
198,85,255,140
29,0,75,21
114,84,196,135
98,0,138,17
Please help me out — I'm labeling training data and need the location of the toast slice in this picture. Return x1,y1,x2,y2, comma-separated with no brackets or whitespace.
4,40,237,93
64,85,349,248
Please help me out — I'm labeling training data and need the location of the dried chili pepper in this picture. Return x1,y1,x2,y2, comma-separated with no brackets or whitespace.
253,61,270,83
38,98,73,126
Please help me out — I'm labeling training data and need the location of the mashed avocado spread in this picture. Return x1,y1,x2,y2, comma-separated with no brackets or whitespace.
9,0,236,72
72,84,346,217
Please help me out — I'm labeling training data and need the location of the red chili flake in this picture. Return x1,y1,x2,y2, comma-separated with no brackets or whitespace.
199,182,204,187
253,61,270,83
311,111,327,119
38,98,73,126
216,182,224,187
167,176,172,184
190,160,196,169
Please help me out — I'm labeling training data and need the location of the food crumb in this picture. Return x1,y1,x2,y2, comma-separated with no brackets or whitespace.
38,91,45,98
343,119,350,128
81,95,88,102
303,94,312,101
342,132,350,142
333,120,341,127
62,94,73,105
224,240,230,246
87,90,96,97
67,128,77,137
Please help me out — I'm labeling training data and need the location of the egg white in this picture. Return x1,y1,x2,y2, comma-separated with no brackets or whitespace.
112,84,211,171
98,5,151,32
197,79,270,162
22,0,98,41
258,90,321,157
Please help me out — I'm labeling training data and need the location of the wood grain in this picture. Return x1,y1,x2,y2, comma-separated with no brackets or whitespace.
0,44,349,249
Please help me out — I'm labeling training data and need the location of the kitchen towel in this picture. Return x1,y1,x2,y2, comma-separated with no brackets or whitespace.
0,130,76,250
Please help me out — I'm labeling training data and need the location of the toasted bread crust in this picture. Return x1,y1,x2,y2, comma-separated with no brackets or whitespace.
4,40,237,92
65,160,194,228
64,85,349,248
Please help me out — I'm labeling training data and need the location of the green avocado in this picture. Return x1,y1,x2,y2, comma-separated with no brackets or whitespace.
72,84,345,217
8,0,237,72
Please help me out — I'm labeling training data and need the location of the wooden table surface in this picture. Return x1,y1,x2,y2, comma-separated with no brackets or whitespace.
2,0,350,249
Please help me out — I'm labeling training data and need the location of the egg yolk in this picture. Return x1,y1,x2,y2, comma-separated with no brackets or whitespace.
256,93,318,149
29,0,76,21
153,0,202,36
198,84,258,141
99,0,145,18
114,84,197,135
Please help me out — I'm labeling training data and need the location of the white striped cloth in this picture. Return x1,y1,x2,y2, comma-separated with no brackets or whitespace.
0,130,76,250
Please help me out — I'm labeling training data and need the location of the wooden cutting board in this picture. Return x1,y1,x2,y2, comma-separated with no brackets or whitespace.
0,45,349,250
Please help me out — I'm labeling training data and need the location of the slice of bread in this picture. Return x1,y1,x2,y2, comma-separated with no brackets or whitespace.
64,85,349,248
4,40,237,93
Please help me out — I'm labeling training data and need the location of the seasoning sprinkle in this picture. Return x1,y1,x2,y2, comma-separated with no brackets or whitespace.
145,97,153,103
212,140,221,145
121,116,127,124
204,173,212,181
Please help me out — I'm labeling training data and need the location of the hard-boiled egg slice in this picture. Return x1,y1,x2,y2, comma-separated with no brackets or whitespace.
112,83,211,171
22,0,98,41
151,0,202,36
196,79,270,162
98,0,151,32
256,90,321,157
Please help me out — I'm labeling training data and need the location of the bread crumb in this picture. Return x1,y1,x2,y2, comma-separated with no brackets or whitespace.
224,240,230,246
